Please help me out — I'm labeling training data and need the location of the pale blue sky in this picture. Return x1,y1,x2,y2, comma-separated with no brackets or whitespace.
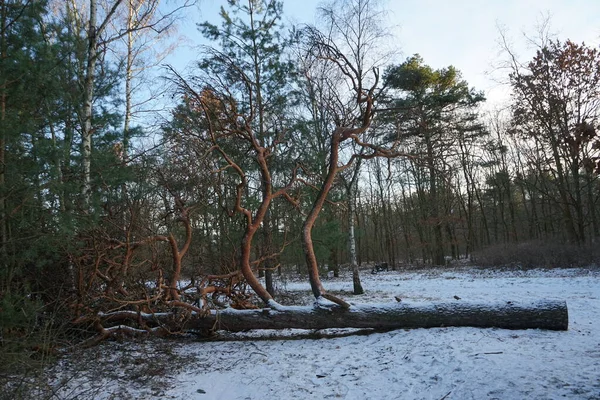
168,0,600,108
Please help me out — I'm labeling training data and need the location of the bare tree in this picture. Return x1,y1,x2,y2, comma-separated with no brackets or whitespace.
61,0,194,205
297,0,397,299
169,47,299,306
500,24,600,244
116,0,191,155
298,32,410,304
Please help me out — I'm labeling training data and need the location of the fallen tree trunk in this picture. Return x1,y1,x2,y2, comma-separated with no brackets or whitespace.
100,299,568,334
195,300,568,331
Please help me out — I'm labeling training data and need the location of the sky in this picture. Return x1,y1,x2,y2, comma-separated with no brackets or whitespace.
167,0,600,110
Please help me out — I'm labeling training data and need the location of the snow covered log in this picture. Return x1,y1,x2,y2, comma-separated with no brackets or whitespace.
183,299,568,332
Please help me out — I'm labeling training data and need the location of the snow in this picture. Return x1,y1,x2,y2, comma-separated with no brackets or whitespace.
49,267,600,399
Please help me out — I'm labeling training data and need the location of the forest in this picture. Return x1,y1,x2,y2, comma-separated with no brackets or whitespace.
1,0,599,388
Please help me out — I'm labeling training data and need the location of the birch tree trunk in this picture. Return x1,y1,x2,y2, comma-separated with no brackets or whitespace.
348,182,364,294
81,0,98,206
123,0,134,153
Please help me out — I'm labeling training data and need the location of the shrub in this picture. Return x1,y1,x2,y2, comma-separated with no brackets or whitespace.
472,240,600,269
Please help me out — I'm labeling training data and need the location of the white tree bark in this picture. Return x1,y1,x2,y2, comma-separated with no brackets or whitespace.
123,0,134,147
348,182,364,295
81,0,99,205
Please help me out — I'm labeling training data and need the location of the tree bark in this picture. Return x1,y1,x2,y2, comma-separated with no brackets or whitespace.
586,172,599,239
263,208,275,296
348,191,363,294
123,0,134,154
302,131,342,299
344,163,364,295
425,131,445,266
106,299,568,332
81,0,126,206
81,0,98,206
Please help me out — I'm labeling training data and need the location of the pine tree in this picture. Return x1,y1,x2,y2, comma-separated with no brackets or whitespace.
384,55,485,265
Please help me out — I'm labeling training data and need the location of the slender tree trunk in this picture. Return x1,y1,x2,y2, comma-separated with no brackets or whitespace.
514,177,531,240
123,0,134,154
497,181,508,243
571,157,585,243
411,168,430,264
507,181,518,242
414,193,428,264
375,161,395,267
61,2,77,214
48,122,65,210
385,178,397,268
474,181,491,246
399,182,413,263
586,173,599,240
528,185,540,239
550,137,579,243
498,156,518,244
457,183,473,256
248,2,277,295
426,133,444,265
491,192,499,243
275,211,282,276
348,182,363,294
355,198,364,267
81,0,98,207
458,140,475,256
0,95,5,260
0,0,7,261
342,156,365,293
78,0,126,206
445,223,458,259
539,184,552,237
263,208,274,296
218,210,226,273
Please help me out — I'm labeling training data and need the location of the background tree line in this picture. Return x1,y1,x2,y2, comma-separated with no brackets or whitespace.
0,0,599,379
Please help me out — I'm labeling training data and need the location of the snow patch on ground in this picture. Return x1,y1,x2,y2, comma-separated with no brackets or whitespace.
48,267,600,399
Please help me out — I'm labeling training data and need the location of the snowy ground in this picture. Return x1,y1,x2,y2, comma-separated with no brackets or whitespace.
46,267,600,400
